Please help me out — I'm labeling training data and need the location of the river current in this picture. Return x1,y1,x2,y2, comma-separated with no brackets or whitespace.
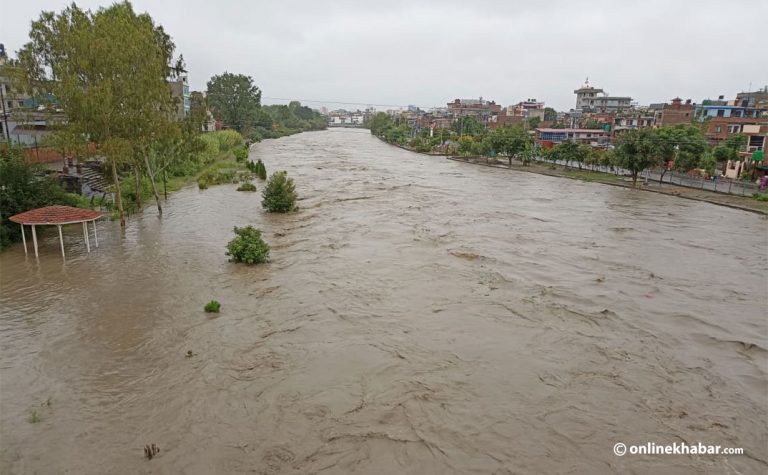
1,128,766,474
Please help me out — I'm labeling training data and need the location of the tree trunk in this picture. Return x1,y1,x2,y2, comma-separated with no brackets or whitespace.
111,161,126,228
134,167,142,210
144,155,163,216
632,172,638,187
659,168,668,184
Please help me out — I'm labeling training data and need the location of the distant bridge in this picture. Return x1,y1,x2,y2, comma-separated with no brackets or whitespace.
327,123,366,128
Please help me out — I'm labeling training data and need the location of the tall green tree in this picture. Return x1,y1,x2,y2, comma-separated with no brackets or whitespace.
614,128,659,186
655,125,708,180
543,107,558,122
484,125,532,166
17,1,182,226
206,73,262,133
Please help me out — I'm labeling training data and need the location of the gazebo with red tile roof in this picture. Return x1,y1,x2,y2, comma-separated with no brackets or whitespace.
9,205,103,259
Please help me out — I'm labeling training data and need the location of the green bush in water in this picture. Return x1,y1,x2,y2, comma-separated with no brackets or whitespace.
261,171,297,213
237,182,257,192
226,226,270,264
256,160,267,180
204,300,221,313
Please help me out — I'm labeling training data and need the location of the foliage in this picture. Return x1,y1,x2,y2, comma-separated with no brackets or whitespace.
752,193,768,202
226,226,270,264
0,147,89,250
206,73,262,132
246,159,267,179
483,126,532,158
262,102,326,134
261,171,297,212
236,182,257,192
369,112,394,136
214,130,245,152
699,152,717,176
17,1,184,224
655,125,709,172
233,146,249,162
204,300,221,313
548,142,592,169
614,128,659,185
453,116,484,136
257,160,267,180
543,107,558,122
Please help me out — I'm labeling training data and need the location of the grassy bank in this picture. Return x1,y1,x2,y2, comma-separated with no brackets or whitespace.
448,155,768,215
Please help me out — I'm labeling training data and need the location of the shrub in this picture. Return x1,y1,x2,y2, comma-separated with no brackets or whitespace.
261,171,297,213
257,160,267,180
204,300,221,313
233,146,248,162
226,226,270,264
237,182,257,192
753,193,768,202
214,129,244,152
197,177,209,189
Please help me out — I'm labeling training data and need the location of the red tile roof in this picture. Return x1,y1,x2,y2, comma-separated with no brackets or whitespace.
9,205,103,225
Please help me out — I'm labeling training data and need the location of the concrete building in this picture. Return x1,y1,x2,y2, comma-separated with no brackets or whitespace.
535,127,611,147
573,79,632,113
169,76,191,120
655,97,695,127
736,87,768,110
446,98,501,125
705,116,768,146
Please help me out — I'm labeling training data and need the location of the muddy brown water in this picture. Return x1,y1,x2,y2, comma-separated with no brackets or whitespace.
1,128,766,474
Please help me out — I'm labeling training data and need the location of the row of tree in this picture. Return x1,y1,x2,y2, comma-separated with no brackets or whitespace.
371,109,750,185
13,2,211,226
9,2,324,230
205,73,326,142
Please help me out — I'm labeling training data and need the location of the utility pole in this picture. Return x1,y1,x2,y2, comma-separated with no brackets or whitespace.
0,81,10,142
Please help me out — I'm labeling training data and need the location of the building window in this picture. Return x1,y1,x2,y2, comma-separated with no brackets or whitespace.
717,110,725,117
715,126,721,133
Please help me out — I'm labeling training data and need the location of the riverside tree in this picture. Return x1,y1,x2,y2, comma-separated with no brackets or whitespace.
17,1,183,226
206,73,264,133
614,128,659,186
655,125,709,180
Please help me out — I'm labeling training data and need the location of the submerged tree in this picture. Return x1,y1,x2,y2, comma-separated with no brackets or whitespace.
17,1,183,226
226,226,270,264
261,171,297,212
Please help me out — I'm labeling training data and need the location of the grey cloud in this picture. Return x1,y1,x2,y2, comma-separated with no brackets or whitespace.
2,0,766,110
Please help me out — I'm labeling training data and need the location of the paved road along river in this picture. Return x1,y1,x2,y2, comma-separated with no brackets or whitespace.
1,128,766,474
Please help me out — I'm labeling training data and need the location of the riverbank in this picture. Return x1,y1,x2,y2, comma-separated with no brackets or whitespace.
449,156,768,215
374,136,768,215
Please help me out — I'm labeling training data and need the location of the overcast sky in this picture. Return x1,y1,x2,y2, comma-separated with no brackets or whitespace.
2,0,766,111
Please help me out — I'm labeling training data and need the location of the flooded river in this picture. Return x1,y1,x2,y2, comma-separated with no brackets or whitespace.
1,128,766,474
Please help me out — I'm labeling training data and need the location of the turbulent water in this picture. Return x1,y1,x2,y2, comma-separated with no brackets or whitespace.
1,128,766,474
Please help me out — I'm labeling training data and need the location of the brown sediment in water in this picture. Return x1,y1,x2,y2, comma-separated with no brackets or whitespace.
1,128,766,474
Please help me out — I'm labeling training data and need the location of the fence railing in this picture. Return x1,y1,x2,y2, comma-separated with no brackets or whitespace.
530,156,762,197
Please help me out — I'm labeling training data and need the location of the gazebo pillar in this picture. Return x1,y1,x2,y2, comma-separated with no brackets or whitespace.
31,225,39,258
92,219,99,247
20,224,28,255
82,221,91,253
57,225,65,259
